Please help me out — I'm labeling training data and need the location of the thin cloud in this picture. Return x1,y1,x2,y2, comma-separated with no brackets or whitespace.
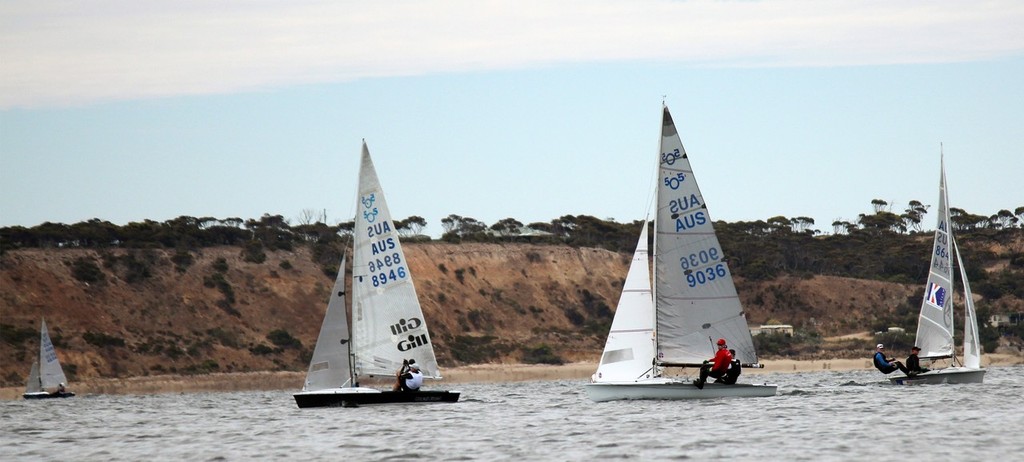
2,0,1023,108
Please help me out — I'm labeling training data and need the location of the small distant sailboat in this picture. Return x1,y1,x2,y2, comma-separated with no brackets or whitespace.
293,141,460,408
23,319,75,399
585,105,777,402
890,154,984,385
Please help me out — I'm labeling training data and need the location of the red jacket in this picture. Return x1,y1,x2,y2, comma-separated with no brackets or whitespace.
711,348,732,373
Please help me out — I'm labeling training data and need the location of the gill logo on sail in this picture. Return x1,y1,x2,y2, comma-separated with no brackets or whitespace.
398,333,430,352
390,317,423,336
391,318,429,352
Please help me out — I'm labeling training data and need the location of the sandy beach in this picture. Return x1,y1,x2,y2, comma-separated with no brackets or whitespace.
3,354,1020,401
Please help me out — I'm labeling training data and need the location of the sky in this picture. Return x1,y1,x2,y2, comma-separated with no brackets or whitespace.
2,1,1023,237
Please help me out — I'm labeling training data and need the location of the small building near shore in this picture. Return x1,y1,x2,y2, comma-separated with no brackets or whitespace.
750,324,794,336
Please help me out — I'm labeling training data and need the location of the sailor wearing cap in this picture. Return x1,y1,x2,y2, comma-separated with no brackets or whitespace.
872,344,908,375
393,358,424,392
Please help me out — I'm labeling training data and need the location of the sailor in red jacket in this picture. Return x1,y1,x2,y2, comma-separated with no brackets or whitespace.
693,338,732,389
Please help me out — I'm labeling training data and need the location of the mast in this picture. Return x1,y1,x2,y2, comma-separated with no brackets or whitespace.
652,103,663,374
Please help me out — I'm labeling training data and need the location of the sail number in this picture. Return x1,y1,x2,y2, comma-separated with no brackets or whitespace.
371,267,407,287
367,253,402,272
687,264,727,287
679,248,721,270
368,252,407,287
934,245,949,259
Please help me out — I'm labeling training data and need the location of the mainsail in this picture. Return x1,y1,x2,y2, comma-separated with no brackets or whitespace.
914,156,956,359
38,319,68,389
351,141,440,378
302,256,352,391
593,223,656,382
654,106,759,366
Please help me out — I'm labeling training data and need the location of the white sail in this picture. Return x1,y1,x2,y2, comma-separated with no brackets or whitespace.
302,256,353,391
954,238,982,368
654,106,759,366
25,361,41,394
914,157,955,358
38,319,68,389
351,141,441,379
593,223,656,382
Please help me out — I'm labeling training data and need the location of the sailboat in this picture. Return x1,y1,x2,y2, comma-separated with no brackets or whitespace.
586,106,777,402
294,141,460,408
890,154,984,385
23,319,75,399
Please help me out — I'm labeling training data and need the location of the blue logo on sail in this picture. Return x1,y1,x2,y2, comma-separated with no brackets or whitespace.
361,193,376,209
925,282,946,309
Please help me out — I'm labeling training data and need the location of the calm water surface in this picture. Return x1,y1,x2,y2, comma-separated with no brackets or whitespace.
2,366,1021,461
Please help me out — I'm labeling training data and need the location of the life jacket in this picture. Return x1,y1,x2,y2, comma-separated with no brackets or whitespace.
722,359,741,384
873,352,891,371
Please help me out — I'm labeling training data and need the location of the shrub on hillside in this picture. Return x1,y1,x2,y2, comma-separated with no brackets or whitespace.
70,257,105,283
266,329,302,349
242,240,266,263
171,250,193,273
0,324,36,346
83,331,126,348
521,344,564,365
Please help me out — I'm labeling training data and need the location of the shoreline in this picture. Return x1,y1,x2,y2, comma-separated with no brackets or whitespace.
3,354,1020,400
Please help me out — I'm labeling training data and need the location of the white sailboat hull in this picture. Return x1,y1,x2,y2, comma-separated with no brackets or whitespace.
585,379,777,402
888,367,985,385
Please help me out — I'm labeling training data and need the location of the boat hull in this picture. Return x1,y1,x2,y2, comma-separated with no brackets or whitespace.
585,379,777,402
23,392,75,399
293,388,460,408
888,367,985,385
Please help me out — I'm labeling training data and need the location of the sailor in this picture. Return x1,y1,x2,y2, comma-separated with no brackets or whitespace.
393,359,423,392
905,346,930,376
694,338,732,389
719,349,741,385
872,344,909,375
55,383,66,394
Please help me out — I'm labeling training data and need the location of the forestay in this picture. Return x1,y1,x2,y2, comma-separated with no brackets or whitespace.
351,142,440,378
302,256,352,391
654,107,758,366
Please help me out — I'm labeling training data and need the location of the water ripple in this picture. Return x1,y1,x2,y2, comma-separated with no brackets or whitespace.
1,366,1022,460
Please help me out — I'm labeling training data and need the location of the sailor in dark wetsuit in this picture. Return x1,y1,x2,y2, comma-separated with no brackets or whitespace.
719,349,741,385
905,346,930,376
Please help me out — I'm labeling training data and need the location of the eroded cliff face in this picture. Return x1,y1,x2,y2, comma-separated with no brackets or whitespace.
5,241,1018,386
0,243,635,384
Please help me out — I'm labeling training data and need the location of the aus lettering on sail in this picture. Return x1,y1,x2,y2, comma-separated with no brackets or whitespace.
391,317,430,352
667,192,708,232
